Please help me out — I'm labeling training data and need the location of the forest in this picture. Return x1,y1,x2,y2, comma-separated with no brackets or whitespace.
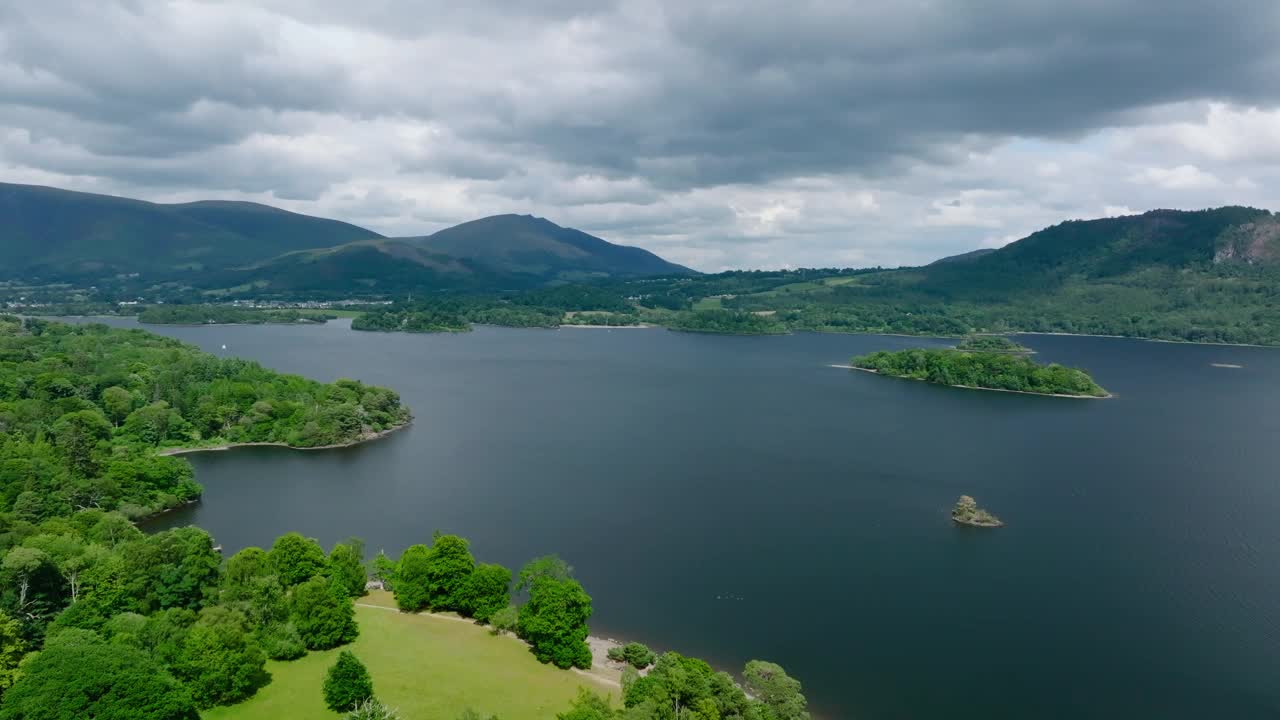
137,306,335,325
850,348,1108,397
0,316,410,520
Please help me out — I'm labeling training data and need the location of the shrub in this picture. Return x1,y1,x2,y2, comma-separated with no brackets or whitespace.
323,651,374,712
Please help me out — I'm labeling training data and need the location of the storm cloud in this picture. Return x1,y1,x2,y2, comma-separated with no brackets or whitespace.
3,0,1279,269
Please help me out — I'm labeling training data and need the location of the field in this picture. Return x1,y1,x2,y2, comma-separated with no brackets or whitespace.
206,591,618,720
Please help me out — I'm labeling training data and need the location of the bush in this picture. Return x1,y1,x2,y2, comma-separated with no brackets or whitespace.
489,605,518,635
607,646,626,663
323,651,374,712
622,642,656,669
259,622,307,660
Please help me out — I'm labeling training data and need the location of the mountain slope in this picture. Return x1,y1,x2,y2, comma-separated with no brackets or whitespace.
406,214,693,280
709,206,1280,344
210,239,498,295
0,183,381,279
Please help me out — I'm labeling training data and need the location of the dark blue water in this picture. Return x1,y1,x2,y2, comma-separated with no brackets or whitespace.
85,318,1278,719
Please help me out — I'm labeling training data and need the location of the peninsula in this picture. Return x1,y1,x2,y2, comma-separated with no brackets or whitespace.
849,348,1109,398
952,495,1003,527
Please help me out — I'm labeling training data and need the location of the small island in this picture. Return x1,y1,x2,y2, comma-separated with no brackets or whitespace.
952,495,1003,527
955,335,1031,353
848,348,1109,398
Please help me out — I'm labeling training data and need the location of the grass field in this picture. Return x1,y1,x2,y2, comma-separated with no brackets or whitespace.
206,592,617,720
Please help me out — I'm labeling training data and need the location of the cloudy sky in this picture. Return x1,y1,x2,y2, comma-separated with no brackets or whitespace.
2,1,1279,270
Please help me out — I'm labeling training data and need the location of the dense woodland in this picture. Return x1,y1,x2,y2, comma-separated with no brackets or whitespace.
137,306,335,325
955,336,1030,352
0,317,410,519
851,349,1108,397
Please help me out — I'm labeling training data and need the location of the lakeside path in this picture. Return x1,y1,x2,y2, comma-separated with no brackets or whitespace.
156,421,411,457
356,591,623,690
828,364,1113,399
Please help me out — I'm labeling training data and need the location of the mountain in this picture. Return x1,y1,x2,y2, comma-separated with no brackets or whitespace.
211,239,498,296
701,206,1280,344
405,214,693,281
0,185,693,294
0,183,382,280
930,248,996,265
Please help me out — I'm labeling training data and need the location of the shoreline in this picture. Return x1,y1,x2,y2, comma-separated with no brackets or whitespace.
156,420,412,457
829,364,1112,399
558,323,653,329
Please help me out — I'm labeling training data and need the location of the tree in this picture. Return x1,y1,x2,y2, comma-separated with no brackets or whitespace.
424,534,475,610
369,550,397,590
517,577,593,669
2,547,51,612
120,527,221,613
269,532,328,587
392,544,431,611
101,386,135,425
489,605,518,634
176,606,268,708
516,554,573,594
0,635,198,720
743,661,809,720
51,410,112,477
290,576,358,650
622,642,655,669
0,612,25,692
557,688,615,720
457,563,511,622
323,650,374,712
330,540,368,597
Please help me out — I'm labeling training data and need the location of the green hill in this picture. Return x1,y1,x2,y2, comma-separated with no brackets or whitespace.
407,214,694,281
622,207,1280,344
0,183,382,280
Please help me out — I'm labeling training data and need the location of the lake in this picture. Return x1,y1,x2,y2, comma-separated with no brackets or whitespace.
86,318,1279,719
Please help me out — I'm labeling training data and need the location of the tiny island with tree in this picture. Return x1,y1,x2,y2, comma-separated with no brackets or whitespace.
952,495,1003,527
849,347,1109,398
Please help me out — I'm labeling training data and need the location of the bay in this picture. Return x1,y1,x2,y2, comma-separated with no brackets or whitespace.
79,317,1279,719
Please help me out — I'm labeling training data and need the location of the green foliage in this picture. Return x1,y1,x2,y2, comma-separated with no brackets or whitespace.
0,611,24,692
175,606,268,708
955,335,1029,352
666,309,787,335
329,540,368,598
621,642,656,669
289,576,358,650
392,544,431,611
516,555,573,594
0,632,198,720
850,348,1108,397
258,621,307,660
517,577,593,670
0,320,409,520
424,534,476,610
269,533,328,587
743,660,810,720
369,550,397,591
557,688,615,720
488,605,519,635
138,305,334,325
323,650,374,712
456,563,512,622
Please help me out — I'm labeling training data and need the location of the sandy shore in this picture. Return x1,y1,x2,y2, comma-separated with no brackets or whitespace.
156,420,411,457
829,364,1112,399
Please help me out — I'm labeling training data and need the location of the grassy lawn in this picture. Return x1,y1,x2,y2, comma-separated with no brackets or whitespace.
691,297,723,311
206,592,616,720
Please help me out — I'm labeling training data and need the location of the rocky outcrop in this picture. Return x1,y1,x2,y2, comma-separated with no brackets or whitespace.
1215,217,1280,265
